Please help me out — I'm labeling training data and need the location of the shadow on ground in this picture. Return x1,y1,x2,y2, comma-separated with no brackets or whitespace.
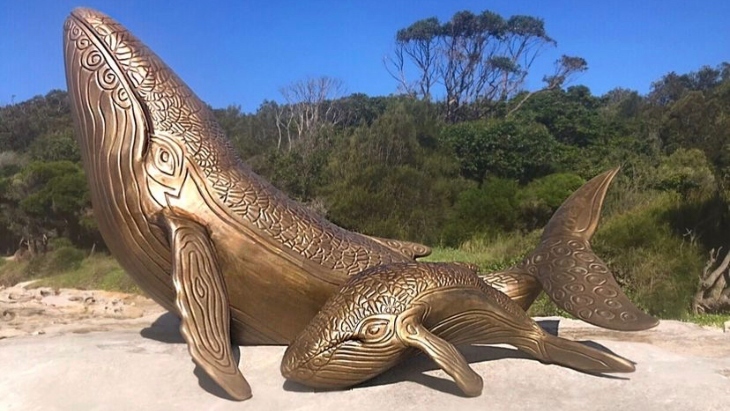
140,312,184,344
283,319,628,396
141,312,243,400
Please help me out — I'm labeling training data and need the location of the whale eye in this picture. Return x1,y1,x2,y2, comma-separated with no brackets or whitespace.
146,135,182,179
356,317,394,344
154,146,175,175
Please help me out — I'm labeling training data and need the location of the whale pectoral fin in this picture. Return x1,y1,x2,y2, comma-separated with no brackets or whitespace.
163,214,252,401
365,235,432,259
396,304,482,397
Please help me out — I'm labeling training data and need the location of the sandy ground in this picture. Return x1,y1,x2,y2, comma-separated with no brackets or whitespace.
0,281,165,339
1,281,729,411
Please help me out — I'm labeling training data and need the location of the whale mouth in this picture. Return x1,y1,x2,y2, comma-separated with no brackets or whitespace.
282,338,408,389
65,7,154,158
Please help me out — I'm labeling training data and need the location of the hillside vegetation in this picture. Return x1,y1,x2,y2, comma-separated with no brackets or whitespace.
1,9,729,321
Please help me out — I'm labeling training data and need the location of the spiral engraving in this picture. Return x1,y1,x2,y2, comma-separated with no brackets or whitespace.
495,167,661,331
68,9,421,276
81,48,104,70
112,86,132,109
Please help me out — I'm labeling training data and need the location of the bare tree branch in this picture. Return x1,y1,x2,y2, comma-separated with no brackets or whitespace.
278,76,345,150
506,55,588,117
692,247,730,314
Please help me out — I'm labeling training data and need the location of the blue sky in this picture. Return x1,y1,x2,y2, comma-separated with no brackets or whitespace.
1,0,728,112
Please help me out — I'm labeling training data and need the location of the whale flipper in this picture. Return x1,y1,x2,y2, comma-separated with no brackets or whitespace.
396,303,483,397
365,235,432,259
164,213,252,401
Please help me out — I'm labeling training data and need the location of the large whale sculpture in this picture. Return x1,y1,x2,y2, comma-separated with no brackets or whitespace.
63,7,657,401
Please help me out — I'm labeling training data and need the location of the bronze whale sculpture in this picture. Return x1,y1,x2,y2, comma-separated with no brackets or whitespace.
282,262,635,395
63,7,657,401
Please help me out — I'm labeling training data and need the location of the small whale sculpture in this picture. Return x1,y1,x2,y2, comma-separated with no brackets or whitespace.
63,7,657,400
282,262,635,396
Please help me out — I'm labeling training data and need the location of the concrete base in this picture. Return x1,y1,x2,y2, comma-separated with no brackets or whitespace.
1,314,728,411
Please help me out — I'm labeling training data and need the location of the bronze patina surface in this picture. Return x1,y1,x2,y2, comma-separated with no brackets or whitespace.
63,7,657,401
282,262,635,396
481,167,659,331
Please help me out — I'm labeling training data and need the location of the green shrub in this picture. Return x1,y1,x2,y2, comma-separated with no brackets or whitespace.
47,246,85,272
0,245,137,293
655,148,716,199
0,258,29,287
593,193,704,318
442,177,520,246
435,189,707,321
517,173,585,230
34,253,138,293
49,237,74,250
21,241,87,276
441,119,561,183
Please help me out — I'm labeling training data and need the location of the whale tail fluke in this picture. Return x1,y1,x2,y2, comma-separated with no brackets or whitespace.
481,167,659,331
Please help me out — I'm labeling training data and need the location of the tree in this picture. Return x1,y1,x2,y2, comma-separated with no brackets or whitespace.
517,172,585,230
506,55,588,117
324,99,464,243
278,76,345,149
336,93,390,127
692,248,730,314
441,177,521,245
0,90,73,152
213,104,276,160
514,86,607,148
0,161,93,254
441,118,561,183
386,10,586,121
648,63,728,106
384,17,440,99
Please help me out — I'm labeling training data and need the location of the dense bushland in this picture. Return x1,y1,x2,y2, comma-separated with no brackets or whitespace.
1,9,729,319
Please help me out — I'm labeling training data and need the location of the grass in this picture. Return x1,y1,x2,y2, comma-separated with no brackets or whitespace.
1,229,726,328
425,232,573,318
32,254,139,293
424,230,540,272
425,224,726,326
0,258,31,287
683,313,730,328
0,251,138,294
